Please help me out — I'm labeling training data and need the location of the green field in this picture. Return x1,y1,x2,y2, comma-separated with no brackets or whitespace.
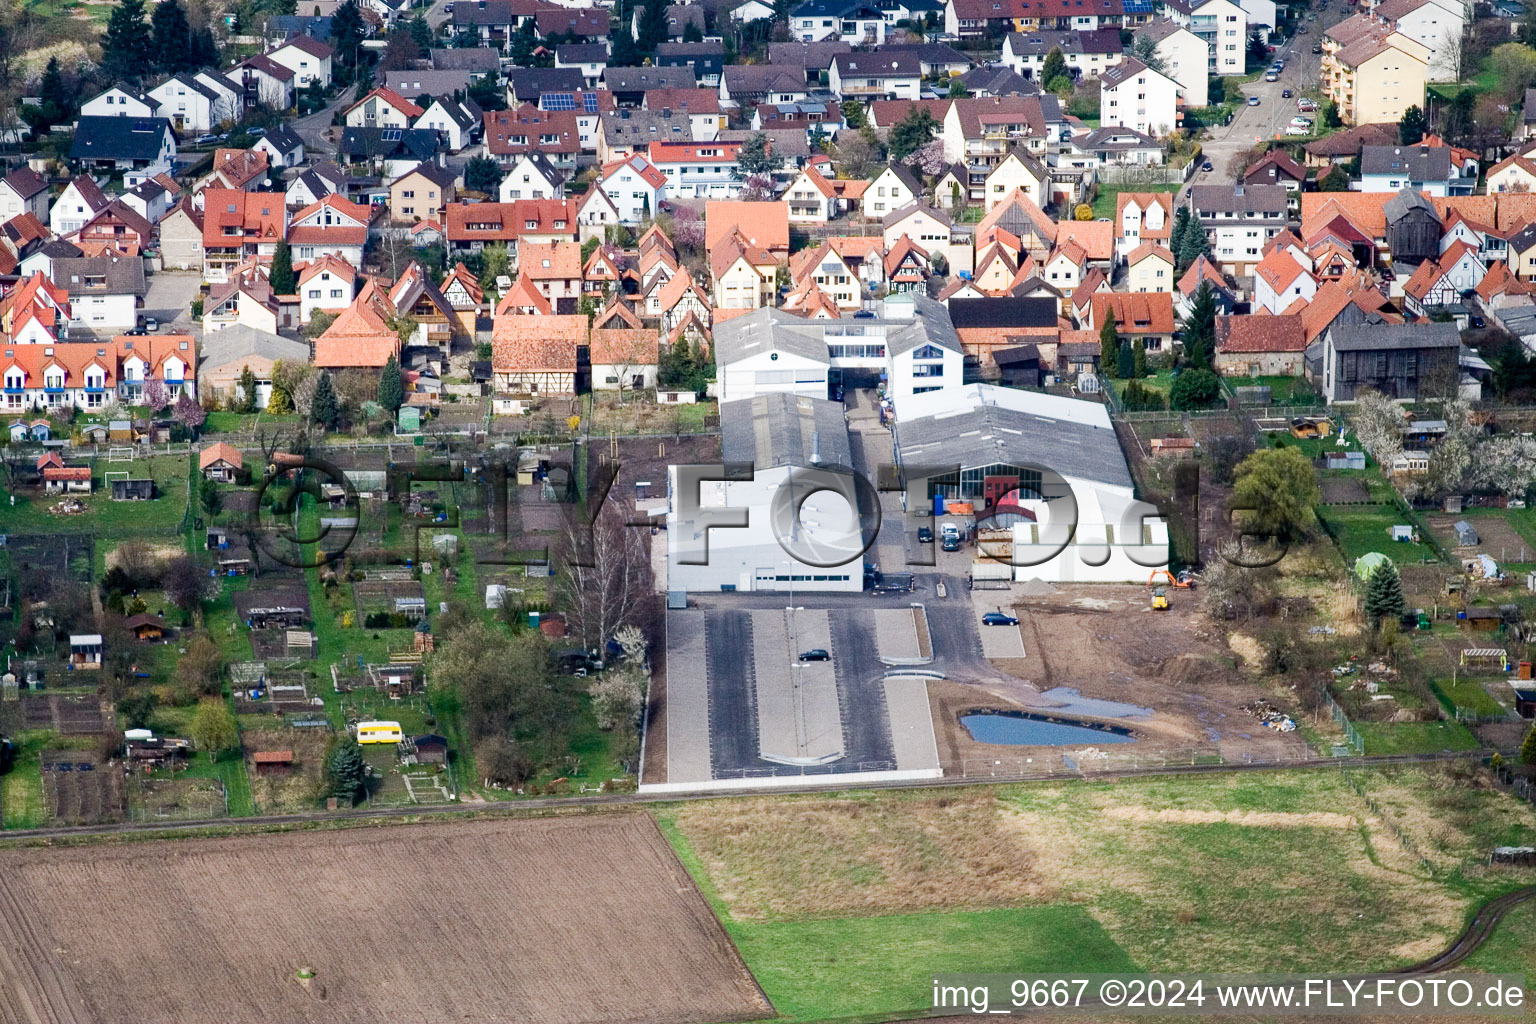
658,769,1536,1022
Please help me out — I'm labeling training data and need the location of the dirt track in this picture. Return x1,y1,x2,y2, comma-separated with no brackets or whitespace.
0,814,770,1024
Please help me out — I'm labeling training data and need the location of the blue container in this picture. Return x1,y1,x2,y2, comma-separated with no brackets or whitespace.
933,494,946,517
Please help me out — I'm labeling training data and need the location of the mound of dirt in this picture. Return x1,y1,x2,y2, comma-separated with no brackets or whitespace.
1017,578,1058,597
1157,653,1233,687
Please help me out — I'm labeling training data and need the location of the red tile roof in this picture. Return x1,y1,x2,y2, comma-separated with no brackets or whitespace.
201,189,285,250
491,314,586,372
1216,314,1306,353
1090,291,1175,334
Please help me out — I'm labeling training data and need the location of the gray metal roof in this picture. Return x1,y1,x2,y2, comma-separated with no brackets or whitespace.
1327,321,1460,352
721,392,852,470
714,296,960,365
198,324,310,371
897,387,1132,488
52,255,146,296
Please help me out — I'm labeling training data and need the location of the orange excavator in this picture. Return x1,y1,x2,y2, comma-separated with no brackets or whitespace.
1148,570,1193,590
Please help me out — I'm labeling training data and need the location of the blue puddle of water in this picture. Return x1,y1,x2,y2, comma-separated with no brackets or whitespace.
961,710,1138,746
1038,687,1152,719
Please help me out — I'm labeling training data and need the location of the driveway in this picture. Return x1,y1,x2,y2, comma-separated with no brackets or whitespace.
1183,3,1352,193
143,272,204,328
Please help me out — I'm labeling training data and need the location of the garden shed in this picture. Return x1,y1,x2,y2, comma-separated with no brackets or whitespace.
111,478,155,501
1454,520,1479,546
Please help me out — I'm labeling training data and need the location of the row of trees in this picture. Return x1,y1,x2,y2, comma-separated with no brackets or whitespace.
102,0,218,83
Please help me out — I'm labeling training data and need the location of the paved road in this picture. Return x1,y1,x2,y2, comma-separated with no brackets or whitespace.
1184,3,1352,192
291,88,359,158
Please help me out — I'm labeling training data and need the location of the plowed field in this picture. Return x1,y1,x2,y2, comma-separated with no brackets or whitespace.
0,814,769,1024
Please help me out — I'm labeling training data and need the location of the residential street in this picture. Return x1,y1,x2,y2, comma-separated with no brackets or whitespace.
1184,2,1352,193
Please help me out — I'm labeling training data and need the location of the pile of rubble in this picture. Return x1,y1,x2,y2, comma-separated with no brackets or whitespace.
48,499,86,515
1239,699,1296,732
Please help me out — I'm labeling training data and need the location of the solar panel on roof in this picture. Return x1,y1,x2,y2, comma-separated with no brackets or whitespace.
545,92,576,110
382,129,402,141
582,93,598,112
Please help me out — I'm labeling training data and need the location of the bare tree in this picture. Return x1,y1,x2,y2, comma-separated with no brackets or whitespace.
600,331,659,403
554,497,651,653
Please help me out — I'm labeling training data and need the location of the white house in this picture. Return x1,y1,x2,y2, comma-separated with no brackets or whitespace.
647,140,742,199
1144,20,1210,109
0,168,48,223
79,86,156,119
286,194,371,266
413,97,480,153
1375,0,1467,82
862,164,923,221
253,126,306,168
296,255,360,325
49,176,110,237
233,55,297,111
192,70,246,125
828,52,921,101
1253,249,1316,314
1359,143,1460,196
52,255,146,331
592,153,667,225
1169,0,1247,75
266,34,334,89
499,153,565,202
1099,58,1178,139
789,0,887,44
148,74,226,134
344,87,421,129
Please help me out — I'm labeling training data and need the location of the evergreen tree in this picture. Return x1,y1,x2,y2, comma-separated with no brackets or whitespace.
888,106,937,160
1176,210,1211,271
409,12,433,49
103,0,154,82
37,57,74,129
1318,164,1351,191
1170,205,1192,260
1363,559,1406,625
189,24,218,68
326,736,367,800
1116,339,1134,379
637,0,669,54
610,22,641,66
1132,337,1146,378
1099,309,1119,380
1181,279,1217,371
1246,28,1267,67
269,239,295,295
377,354,404,413
1398,104,1427,145
238,365,258,414
683,19,703,41
465,154,501,193
1040,46,1066,87
1522,725,1536,765
150,0,192,74
735,131,774,177
312,370,339,430
331,0,366,69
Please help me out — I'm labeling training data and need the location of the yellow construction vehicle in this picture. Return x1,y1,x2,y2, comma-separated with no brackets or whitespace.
1151,586,1169,611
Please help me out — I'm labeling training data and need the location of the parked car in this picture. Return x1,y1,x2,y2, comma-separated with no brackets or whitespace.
1289,116,1313,127
917,526,934,543
1298,98,1318,111
1285,125,1309,136
1312,42,1323,52
142,316,159,332
1281,88,1292,98
1297,24,1308,32
1248,95,1261,105
1471,315,1487,328
942,535,960,551
1201,160,1213,171
981,612,1019,626
798,649,830,662
195,133,217,145
1264,71,1279,81
123,327,147,336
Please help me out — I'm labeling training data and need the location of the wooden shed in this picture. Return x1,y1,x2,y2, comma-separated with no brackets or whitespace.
111,478,155,501
122,613,166,641
1463,608,1503,632
252,750,295,776
1511,686,1536,719
411,734,448,765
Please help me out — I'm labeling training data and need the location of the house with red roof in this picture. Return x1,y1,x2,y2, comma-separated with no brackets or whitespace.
0,272,71,344
199,442,245,483
1402,240,1485,318
194,148,271,192
648,140,744,199
344,87,424,129
1253,250,1316,315
1084,291,1177,352
483,104,581,169
593,153,667,225
1214,314,1308,376
440,262,483,336
297,254,361,325
313,280,401,370
287,194,373,267
491,313,585,395
0,335,193,413
201,188,287,282
444,199,579,255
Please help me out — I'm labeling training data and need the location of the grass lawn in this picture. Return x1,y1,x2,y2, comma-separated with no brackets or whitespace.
587,393,716,435
657,769,1536,1022
1,731,56,829
1317,504,1438,565
0,454,191,536
1092,183,1180,220
730,908,1135,1022
1222,374,1321,406
1431,677,1510,718
1353,720,1481,755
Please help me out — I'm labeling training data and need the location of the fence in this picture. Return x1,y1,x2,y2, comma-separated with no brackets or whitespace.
1321,690,1365,755
1340,768,1435,872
